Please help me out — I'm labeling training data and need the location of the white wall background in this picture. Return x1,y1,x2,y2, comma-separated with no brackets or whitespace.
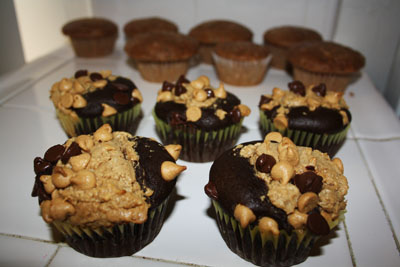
6,0,400,116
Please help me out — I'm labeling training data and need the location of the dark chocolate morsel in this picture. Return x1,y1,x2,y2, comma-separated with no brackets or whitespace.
288,80,306,96
111,82,129,91
306,165,315,171
205,88,214,98
90,72,103,81
44,145,65,164
259,95,272,107
74,69,88,79
307,212,330,235
34,157,52,175
256,154,276,174
293,171,323,194
162,81,175,92
312,83,327,97
61,142,82,164
113,92,131,105
204,182,218,200
176,75,190,85
174,84,187,96
229,107,241,123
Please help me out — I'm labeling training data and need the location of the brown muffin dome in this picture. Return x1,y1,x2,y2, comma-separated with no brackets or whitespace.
124,17,178,38
288,41,365,74
62,18,118,38
214,41,269,61
263,26,322,48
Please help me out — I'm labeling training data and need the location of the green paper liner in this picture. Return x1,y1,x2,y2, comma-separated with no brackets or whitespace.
52,197,169,258
212,200,342,267
153,110,243,162
56,104,142,137
259,110,350,157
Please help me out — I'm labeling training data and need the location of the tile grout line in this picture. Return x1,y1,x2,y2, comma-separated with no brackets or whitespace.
342,219,357,267
0,232,57,244
44,246,61,267
129,255,211,267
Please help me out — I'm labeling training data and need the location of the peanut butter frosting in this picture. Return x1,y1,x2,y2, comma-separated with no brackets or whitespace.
32,124,185,228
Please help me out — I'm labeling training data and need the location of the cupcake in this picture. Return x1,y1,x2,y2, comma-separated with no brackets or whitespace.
62,18,118,58
205,132,348,266
153,75,251,162
124,17,178,41
288,41,365,92
259,80,351,157
188,20,253,64
263,26,322,70
124,32,199,82
50,69,143,137
31,124,186,257
213,41,271,86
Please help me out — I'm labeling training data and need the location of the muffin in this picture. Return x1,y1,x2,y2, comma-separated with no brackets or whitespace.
263,26,322,70
288,41,365,92
205,132,348,266
124,32,199,82
213,41,271,86
188,20,253,64
259,80,351,157
124,17,178,41
153,75,251,162
31,124,186,257
50,69,143,137
62,18,118,58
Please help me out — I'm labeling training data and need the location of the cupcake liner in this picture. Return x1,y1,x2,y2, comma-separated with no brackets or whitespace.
212,53,271,86
52,197,169,258
212,200,342,267
153,110,243,162
264,44,288,70
57,104,142,137
136,61,190,83
259,110,350,157
198,44,216,64
70,35,117,58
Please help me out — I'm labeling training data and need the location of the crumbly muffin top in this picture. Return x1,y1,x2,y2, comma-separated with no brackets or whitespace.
32,124,186,228
214,41,270,61
123,17,178,38
263,26,322,48
62,18,118,38
188,20,253,44
50,69,142,119
288,41,365,74
124,32,199,61
206,132,348,235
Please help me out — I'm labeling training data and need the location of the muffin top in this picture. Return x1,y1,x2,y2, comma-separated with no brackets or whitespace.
288,41,365,74
50,69,142,122
188,20,253,45
154,75,251,131
124,17,178,38
263,25,322,48
32,124,186,228
62,18,118,38
259,80,351,134
214,41,270,61
124,32,199,61
205,132,348,235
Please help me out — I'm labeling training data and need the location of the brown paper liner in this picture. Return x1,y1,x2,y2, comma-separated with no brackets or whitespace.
69,35,117,58
136,61,190,83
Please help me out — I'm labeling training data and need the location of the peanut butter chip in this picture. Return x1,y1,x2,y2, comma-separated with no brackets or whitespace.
71,169,96,189
288,210,308,229
41,200,53,223
214,82,227,99
215,109,227,120
157,91,173,102
264,132,283,144
93,79,107,88
131,89,143,102
271,161,294,185
73,80,85,93
93,124,113,142
193,89,207,102
237,104,251,117
49,198,75,221
60,93,73,108
160,161,186,181
234,204,256,228
72,94,87,108
298,192,319,213
59,78,73,91
164,144,182,161
272,87,284,99
198,75,210,87
101,103,117,117
69,153,91,171
186,106,202,122
75,135,94,151
273,114,288,130
190,78,205,90
52,166,73,188
340,110,349,125
40,175,55,194
99,70,112,78
258,217,280,236
332,158,344,174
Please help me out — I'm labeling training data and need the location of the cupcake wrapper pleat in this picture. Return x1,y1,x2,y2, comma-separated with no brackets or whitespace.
52,197,169,258
259,110,349,157
153,110,243,162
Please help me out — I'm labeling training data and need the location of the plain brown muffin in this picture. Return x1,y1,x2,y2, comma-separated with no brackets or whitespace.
62,18,118,57
124,17,178,40
263,25,322,69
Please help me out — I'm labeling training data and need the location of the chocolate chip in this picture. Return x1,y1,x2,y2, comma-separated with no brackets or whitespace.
33,157,52,175
259,95,272,107
256,154,276,173
170,112,185,125
204,182,218,200
312,83,327,97
162,81,175,92
111,82,129,91
61,142,82,164
113,92,131,105
90,72,103,82
205,88,214,98
306,165,315,171
293,171,323,194
44,144,65,164
307,212,330,235
288,80,305,96
176,75,190,85
174,84,187,96
74,69,88,79
229,108,241,123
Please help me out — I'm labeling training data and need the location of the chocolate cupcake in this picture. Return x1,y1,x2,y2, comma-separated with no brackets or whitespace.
62,18,118,58
124,32,199,82
213,41,271,86
153,75,251,162
288,41,365,92
124,17,178,41
205,132,348,266
259,80,351,157
263,26,322,70
50,69,143,137
188,20,253,64
32,124,186,257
